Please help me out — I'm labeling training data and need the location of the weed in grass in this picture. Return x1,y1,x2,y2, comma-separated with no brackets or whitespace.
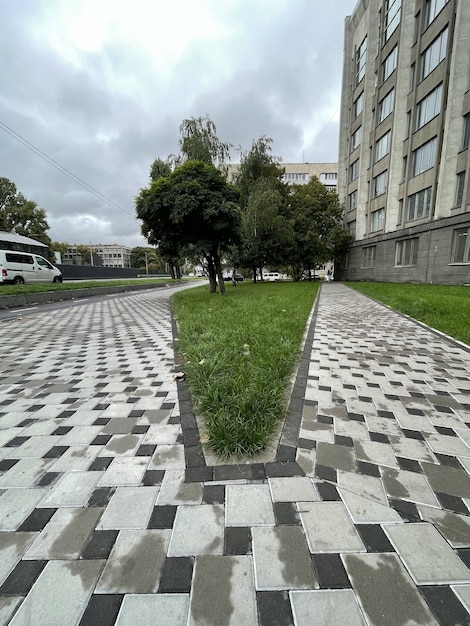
173,281,319,458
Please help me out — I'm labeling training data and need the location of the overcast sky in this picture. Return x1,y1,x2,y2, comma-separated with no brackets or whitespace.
1,0,358,249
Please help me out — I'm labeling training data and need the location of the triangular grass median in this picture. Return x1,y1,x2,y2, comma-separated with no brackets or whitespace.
172,281,320,458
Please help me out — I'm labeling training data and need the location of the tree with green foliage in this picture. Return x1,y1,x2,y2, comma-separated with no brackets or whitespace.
0,176,53,257
177,115,232,171
136,160,241,294
283,177,351,280
149,158,172,182
130,246,165,273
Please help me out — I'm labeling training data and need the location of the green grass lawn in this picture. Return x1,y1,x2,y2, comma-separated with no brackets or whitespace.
0,278,182,296
346,282,470,346
173,281,319,458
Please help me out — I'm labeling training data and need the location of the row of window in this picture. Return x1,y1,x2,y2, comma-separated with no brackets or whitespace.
360,226,470,269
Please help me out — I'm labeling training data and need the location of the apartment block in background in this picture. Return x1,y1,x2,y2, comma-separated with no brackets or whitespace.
226,163,338,191
337,0,470,283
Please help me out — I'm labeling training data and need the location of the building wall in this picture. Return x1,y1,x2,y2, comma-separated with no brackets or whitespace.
226,162,338,190
338,0,470,284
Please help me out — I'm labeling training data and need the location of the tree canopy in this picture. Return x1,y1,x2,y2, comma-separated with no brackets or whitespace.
136,160,241,293
0,176,53,256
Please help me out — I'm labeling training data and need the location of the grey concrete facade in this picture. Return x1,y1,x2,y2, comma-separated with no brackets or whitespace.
338,0,470,284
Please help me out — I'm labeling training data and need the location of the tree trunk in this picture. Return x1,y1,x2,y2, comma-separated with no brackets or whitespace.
214,251,226,295
252,266,257,283
205,255,217,293
169,265,176,279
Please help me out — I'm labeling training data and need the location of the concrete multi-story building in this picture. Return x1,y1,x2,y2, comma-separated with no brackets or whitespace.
226,163,338,191
63,243,132,268
337,0,470,284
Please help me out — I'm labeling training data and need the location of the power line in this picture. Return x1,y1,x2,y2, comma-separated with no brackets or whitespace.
303,108,340,161
0,120,137,222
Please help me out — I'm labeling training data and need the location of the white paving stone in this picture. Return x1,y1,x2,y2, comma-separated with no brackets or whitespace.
168,505,224,556
98,486,158,529
98,457,149,487
268,477,319,502
39,471,103,507
156,469,203,505
337,471,401,524
116,594,189,625
299,502,365,553
225,484,275,526
290,590,366,626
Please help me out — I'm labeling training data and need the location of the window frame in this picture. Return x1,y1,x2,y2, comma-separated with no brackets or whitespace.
454,172,465,207
384,0,401,42
424,0,450,28
395,237,419,266
415,83,443,130
407,187,432,221
371,207,385,232
374,131,391,163
378,89,395,123
420,27,448,81
361,245,376,268
351,126,362,152
382,46,398,83
411,137,437,177
373,170,388,197
451,227,470,263
356,37,367,86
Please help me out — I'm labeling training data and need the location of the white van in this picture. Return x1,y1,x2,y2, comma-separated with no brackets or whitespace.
0,250,62,285
263,272,281,282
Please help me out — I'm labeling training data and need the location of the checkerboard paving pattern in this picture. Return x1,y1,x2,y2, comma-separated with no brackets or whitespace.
1,282,470,625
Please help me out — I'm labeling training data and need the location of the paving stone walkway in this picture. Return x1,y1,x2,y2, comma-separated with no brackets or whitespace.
1,282,470,625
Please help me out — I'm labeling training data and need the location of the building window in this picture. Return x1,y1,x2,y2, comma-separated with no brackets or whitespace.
353,93,364,118
420,27,448,80
324,172,337,180
382,46,398,83
348,190,357,212
451,228,470,263
373,170,388,197
416,84,443,130
378,89,395,123
371,208,385,232
402,156,408,181
395,238,419,265
356,37,367,85
351,127,362,152
424,0,450,28
361,246,376,268
455,172,465,207
349,160,359,181
374,131,391,162
462,114,470,151
347,220,357,239
407,187,432,221
384,0,401,42
411,137,437,176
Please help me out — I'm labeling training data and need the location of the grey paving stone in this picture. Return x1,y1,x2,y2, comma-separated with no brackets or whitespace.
168,505,224,557
9,560,104,626
268,477,319,502
0,458,55,488
156,469,203,505
353,440,398,468
226,484,275,527
149,444,186,469
97,457,149,487
0,533,38,588
343,553,437,626
96,529,170,593
381,467,440,507
115,593,189,625
337,471,401,524
299,502,365,553
24,507,103,559
252,526,317,590
0,597,23,625
290,589,366,625
39,471,103,507
422,462,470,499
98,486,158,529
418,504,470,548
49,445,101,471
0,488,48,530
189,556,256,626
384,523,470,585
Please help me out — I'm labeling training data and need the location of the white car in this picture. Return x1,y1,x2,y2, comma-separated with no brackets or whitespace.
0,249,63,284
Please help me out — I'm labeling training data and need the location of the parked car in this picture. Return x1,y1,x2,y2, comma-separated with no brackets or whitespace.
0,250,62,284
263,272,281,282
224,273,244,282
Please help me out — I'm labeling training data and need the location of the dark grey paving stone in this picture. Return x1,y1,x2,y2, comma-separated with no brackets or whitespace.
93,418,111,426
136,444,157,456
52,426,73,435
43,446,68,458
356,461,381,478
273,502,300,526
87,487,115,508
158,557,193,593
36,472,61,487
314,465,337,482
435,426,457,437
142,470,165,485
203,484,225,505
317,482,341,501
334,434,353,447
435,492,469,515
132,425,150,434
0,459,19,472
419,585,470,626
389,498,420,522
369,432,389,444
318,415,333,425
347,412,365,422
57,410,75,419
81,530,119,559
213,465,255,481
311,553,351,589
88,457,113,472
251,464,267,480
185,446,206,467
17,508,57,531
5,436,30,447
0,560,47,595
90,435,112,445
402,429,425,441
148,505,177,529
265,462,305,478
397,457,422,473
457,549,470,569
185,467,213,483
78,594,124,626
355,524,395,552
297,438,316,450
257,591,294,626
435,453,462,469
224,527,251,556
378,410,394,418
276,445,296,462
